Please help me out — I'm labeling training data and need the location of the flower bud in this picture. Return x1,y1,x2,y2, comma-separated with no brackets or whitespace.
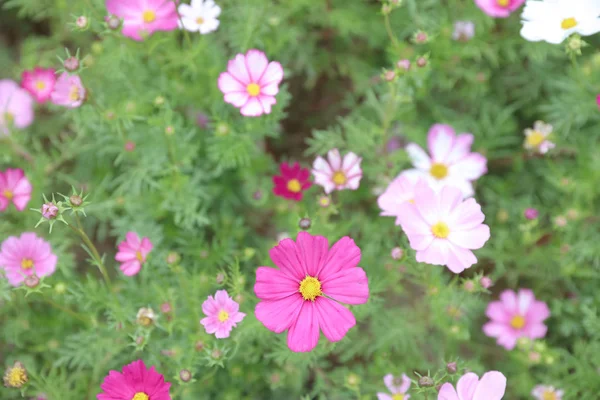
252,190,263,200
166,251,180,265
165,126,175,136
463,280,475,292
415,31,428,44
397,59,411,71
3,361,28,388
418,376,434,387
154,96,165,106
64,57,79,72
384,70,396,82
211,349,222,359
215,122,229,136
382,4,392,15
346,373,360,386
179,369,192,382
554,215,567,227
41,202,59,219
446,362,457,374
195,340,204,351
124,141,136,152
106,15,121,30
69,195,83,207
216,273,225,284
416,57,427,67
480,276,492,289
196,112,209,129
76,16,89,29
391,247,403,260
299,218,311,230
160,302,172,313
524,208,538,220
24,274,40,288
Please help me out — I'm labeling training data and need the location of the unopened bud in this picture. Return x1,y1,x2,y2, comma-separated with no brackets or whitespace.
64,57,79,72
106,15,121,30
418,376,434,387
135,336,144,345
195,340,204,351
391,247,403,260
382,4,392,14
568,35,583,51
179,369,192,382
480,276,492,289
216,272,225,284
154,96,165,106
215,122,229,136
3,361,28,388
299,218,311,230
69,195,83,207
124,141,136,152
211,349,222,359
346,373,360,386
415,31,428,43
41,202,59,219
397,59,411,71
24,274,40,288
416,57,427,67
463,280,475,292
76,16,89,29
524,208,538,220
166,251,179,265
165,126,175,136
160,302,172,313
446,362,457,374
252,190,263,200
196,112,209,129
384,70,396,82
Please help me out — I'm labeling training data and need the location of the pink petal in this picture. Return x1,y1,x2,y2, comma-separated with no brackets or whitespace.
525,322,547,339
254,266,299,300
526,301,550,323
448,198,485,230
395,203,431,236
35,254,57,277
286,301,320,352
12,194,31,211
257,95,276,114
245,49,269,82
438,185,463,217
125,232,141,248
405,143,431,170
485,301,511,323
413,180,439,225
456,372,479,400
224,92,250,107
517,288,535,315
260,82,280,96
314,297,355,342
214,290,229,306
115,250,136,263
449,153,487,181
472,371,506,400
240,97,264,116
445,245,477,273
377,174,417,217
446,133,474,163
326,149,342,171
415,239,449,266
202,296,219,316
318,236,361,280
321,267,368,305
376,394,393,400
295,232,328,277
120,260,141,276
437,383,459,400
258,61,283,86
427,124,456,163
255,294,303,333
269,238,304,280
218,72,246,94
447,224,490,249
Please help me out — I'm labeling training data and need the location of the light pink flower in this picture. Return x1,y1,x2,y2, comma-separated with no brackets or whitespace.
97,359,171,400
200,290,246,338
312,149,362,194
474,0,525,18
396,181,490,273
218,49,283,117
404,124,487,198
483,289,550,350
50,73,86,108
438,371,506,400
378,174,419,224
524,121,554,154
0,168,32,212
21,67,56,103
115,232,153,276
532,385,564,400
0,80,34,135
0,233,57,287
105,0,179,41
377,373,411,400
254,232,369,352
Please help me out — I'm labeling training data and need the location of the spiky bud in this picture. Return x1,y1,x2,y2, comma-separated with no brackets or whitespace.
299,218,311,230
418,376,434,387
446,362,457,374
63,57,79,72
41,203,59,219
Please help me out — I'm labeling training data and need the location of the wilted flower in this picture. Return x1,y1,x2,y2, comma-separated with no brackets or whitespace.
50,73,86,108
0,233,57,287
200,290,246,338
0,80,34,135
438,371,506,399
3,361,28,388
453,21,475,41
178,0,221,34
554,215,567,227
524,121,555,154
97,360,171,400
115,232,153,276
160,302,172,313
416,57,427,67
446,362,457,374
377,373,411,400
312,149,363,194
475,0,525,18
532,385,563,400
524,207,539,220
105,0,178,41
21,67,56,103
136,307,157,327
272,162,312,201
0,168,32,212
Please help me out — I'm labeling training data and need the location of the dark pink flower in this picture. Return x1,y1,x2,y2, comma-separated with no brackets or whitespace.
115,232,153,276
474,0,525,18
21,67,56,103
97,359,171,400
524,208,539,220
105,0,178,41
272,162,312,201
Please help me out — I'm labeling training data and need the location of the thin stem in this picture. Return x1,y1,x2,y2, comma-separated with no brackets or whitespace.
174,0,192,48
384,13,402,53
382,82,398,157
44,297,90,325
1,135,34,164
68,217,112,289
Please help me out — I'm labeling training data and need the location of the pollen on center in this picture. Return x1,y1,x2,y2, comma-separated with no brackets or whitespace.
496,0,509,6
542,391,558,400
392,394,405,400
21,258,34,270
3,189,13,200
132,393,149,400
69,86,80,101
299,276,322,301
142,10,156,23
431,222,450,239
196,16,205,24
332,171,347,185
246,83,261,97
287,179,302,193
35,81,46,90
510,315,526,329
218,310,229,322
526,131,545,147
561,17,577,30
429,162,448,180
135,251,144,262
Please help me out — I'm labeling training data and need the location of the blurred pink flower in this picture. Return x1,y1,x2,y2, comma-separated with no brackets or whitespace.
453,21,475,41
312,149,362,194
105,0,178,41
532,385,564,400
272,161,312,201
474,0,525,18
483,288,550,350
50,73,86,108
254,232,369,352
524,121,554,154
97,359,171,400
378,174,418,224
115,232,153,276
377,373,411,400
480,276,493,289
21,67,56,103
0,168,32,212
597,94,600,109
438,371,506,400
404,124,487,198
0,233,57,287
218,49,283,117
524,207,539,220
0,80,34,135
200,290,246,338
396,181,490,273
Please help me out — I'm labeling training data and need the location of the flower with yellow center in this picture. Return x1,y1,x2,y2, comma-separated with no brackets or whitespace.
132,393,149,400
429,163,448,180
561,17,577,30
218,310,229,322
299,276,322,301
21,258,34,270
496,0,509,6
69,86,81,102
142,10,156,23
246,83,261,97
542,391,558,400
332,171,347,185
287,179,301,193
3,362,28,388
431,222,450,239
510,315,526,329
392,394,405,400
196,17,205,24
136,251,144,262
526,131,545,147
3,189,13,200
35,80,46,90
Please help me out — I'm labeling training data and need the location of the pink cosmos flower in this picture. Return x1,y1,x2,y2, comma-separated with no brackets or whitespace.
438,371,506,400
377,174,419,224
532,385,563,400
21,67,56,103
50,73,86,108
404,124,487,198
115,232,153,276
312,149,363,194
396,181,490,273
218,49,284,117
200,290,246,338
597,94,600,109
377,373,411,400
474,0,525,18
483,289,550,350
97,359,171,400
0,80,34,135
272,162,312,201
0,168,32,212
254,232,369,352
0,233,57,287
105,0,179,41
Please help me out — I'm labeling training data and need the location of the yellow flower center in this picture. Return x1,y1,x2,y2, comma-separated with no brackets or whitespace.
132,393,149,400
246,83,261,97
35,80,46,90
142,10,156,23
510,315,526,329
3,189,13,200
299,276,322,301
138,316,153,326
496,0,509,6
287,179,302,193
69,86,80,102
431,222,450,239
21,258,34,269
332,171,347,185
4,365,27,388
218,310,229,322
542,391,557,400
526,131,545,147
392,395,405,400
136,251,144,262
196,17,205,24
561,17,577,30
429,163,448,180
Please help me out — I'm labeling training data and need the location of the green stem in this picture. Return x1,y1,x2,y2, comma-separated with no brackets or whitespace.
382,82,398,156
384,13,402,53
44,297,90,325
68,217,112,289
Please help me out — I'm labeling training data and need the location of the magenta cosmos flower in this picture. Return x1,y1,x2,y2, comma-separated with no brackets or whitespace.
377,174,418,224
377,373,411,400
483,288,550,350
474,0,525,18
21,67,56,103
115,232,153,276
404,124,487,198
218,49,284,117
396,181,490,273
532,385,563,400
105,0,178,41
254,232,369,352
0,232,57,287
272,162,312,201
312,149,363,194
97,359,171,400
0,80,34,135
438,371,506,400
200,290,246,338
0,168,32,212
50,73,86,108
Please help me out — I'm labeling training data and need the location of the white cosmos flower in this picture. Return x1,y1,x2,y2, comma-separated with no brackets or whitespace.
178,0,221,34
520,0,600,44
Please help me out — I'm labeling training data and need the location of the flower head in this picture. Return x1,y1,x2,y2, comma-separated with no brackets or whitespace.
218,49,283,117
50,73,86,108
524,121,554,154
97,359,171,400
21,67,56,103
524,207,539,220
115,232,153,276
272,162,312,201
475,0,525,18
438,371,506,400
0,80,34,135
396,181,490,274
0,233,57,287
3,361,28,388
0,168,32,212
452,21,475,41
532,385,564,400
105,0,178,41
41,202,59,219
483,288,550,350
377,373,411,400
254,232,369,352
200,290,246,338
378,174,418,224
136,307,157,327
178,0,221,34
404,124,487,198
312,149,363,194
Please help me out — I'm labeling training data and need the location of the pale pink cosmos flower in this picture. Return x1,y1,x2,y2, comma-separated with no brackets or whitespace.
115,232,153,276
377,174,419,224
312,149,363,194
532,385,564,400
50,73,86,108
0,80,34,135
438,371,506,400
105,0,179,41
524,121,555,154
0,233,58,287
254,232,369,352
396,181,490,274
404,124,487,198
0,168,32,212
200,290,246,338
377,373,411,400
21,67,56,103
218,49,284,117
483,288,550,350
474,0,525,18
